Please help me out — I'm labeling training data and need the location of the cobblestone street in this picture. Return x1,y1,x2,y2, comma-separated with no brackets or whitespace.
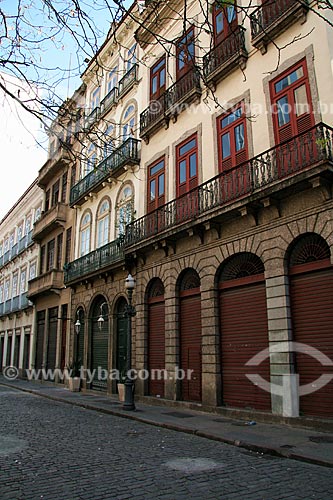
0,385,333,500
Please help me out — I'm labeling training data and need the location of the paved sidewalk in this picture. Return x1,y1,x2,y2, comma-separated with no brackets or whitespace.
1,376,333,468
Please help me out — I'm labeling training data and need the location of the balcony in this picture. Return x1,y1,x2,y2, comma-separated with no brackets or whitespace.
85,106,101,129
32,203,67,241
27,270,64,299
100,87,118,115
250,0,309,54
140,69,201,142
64,238,124,285
70,138,140,207
118,64,138,98
38,140,72,188
203,26,247,86
125,123,333,249
0,294,33,317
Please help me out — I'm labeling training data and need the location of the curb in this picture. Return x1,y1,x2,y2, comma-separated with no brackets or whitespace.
2,381,333,469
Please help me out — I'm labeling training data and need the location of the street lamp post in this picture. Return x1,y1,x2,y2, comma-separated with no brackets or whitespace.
123,273,136,411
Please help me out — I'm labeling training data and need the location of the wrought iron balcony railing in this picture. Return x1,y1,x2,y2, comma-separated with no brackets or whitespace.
100,87,118,114
140,69,201,139
70,138,140,206
118,64,138,97
64,238,124,284
125,123,333,248
250,0,309,52
85,106,101,129
203,26,247,84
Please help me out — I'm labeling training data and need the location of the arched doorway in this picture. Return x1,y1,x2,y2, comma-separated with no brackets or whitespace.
179,269,202,402
89,296,109,391
219,252,271,411
288,233,333,418
147,279,165,398
115,297,128,382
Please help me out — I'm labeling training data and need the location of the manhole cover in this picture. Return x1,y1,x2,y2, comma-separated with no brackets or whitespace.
165,458,223,473
309,435,333,443
162,411,194,419
0,435,27,456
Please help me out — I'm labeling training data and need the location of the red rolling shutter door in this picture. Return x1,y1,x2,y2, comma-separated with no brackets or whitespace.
220,276,271,411
290,262,333,418
148,296,165,398
180,289,202,402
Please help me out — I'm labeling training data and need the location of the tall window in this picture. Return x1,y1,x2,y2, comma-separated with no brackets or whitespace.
12,274,18,298
34,208,41,222
29,261,37,280
97,199,110,247
147,158,165,212
40,245,46,274
52,179,60,207
9,232,15,249
61,173,68,203
0,283,3,303
150,56,166,101
86,143,97,174
56,233,63,269
176,27,195,79
270,59,314,144
5,279,10,300
122,104,136,142
65,227,72,263
80,213,91,256
4,238,9,253
45,189,50,211
47,239,55,271
20,269,27,294
213,1,237,45
126,45,137,71
107,67,118,93
176,134,198,196
116,185,134,237
25,216,31,235
217,104,248,171
90,87,100,110
18,224,24,241
103,125,114,158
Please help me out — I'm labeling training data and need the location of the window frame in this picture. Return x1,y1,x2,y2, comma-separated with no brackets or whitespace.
217,102,248,172
176,26,195,79
147,157,165,213
213,1,237,45
176,133,198,197
150,56,166,101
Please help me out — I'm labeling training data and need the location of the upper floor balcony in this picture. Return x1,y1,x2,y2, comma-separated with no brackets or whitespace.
125,123,333,250
250,0,309,54
140,69,201,143
32,203,67,241
100,87,118,115
0,293,31,317
38,138,72,188
203,26,247,86
69,138,140,207
63,238,124,285
118,64,138,98
27,269,64,300
0,231,33,270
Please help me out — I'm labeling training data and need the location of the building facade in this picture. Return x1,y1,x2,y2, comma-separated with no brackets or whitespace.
0,180,43,377
5,0,333,421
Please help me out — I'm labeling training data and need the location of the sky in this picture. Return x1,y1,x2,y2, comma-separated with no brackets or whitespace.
0,0,123,220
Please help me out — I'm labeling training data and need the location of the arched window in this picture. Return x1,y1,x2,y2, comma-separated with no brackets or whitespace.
122,104,136,142
116,185,134,237
86,143,97,175
96,199,110,248
80,212,91,256
103,125,114,158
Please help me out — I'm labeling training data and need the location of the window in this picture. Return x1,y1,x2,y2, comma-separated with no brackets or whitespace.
0,244,2,257
57,233,63,269
29,262,37,280
147,158,165,212
40,245,46,274
34,208,41,222
0,283,3,303
122,104,136,142
90,87,100,110
4,238,9,253
52,179,60,207
9,232,15,249
47,239,55,271
176,134,198,196
126,45,137,71
12,274,18,298
97,199,110,247
45,189,50,212
80,213,91,256
176,27,195,79
25,217,31,235
4,279,10,300
213,1,237,45
116,185,134,237
20,269,27,294
217,104,248,171
107,67,118,93
150,56,166,101
103,125,114,158
86,143,97,174
65,227,72,263
270,59,314,143
61,173,68,203
70,165,76,188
